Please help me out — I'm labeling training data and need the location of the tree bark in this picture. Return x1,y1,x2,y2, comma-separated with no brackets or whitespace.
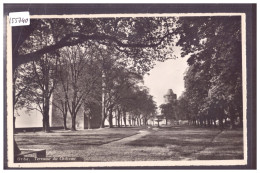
42,98,50,132
219,117,224,129
123,113,127,127
117,109,121,127
101,115,106,128
120,114,123,127
207,118,210,127
63,101,68,130
71,114,76,131
63,113,68,130
100,71,106,128
108,108,113,128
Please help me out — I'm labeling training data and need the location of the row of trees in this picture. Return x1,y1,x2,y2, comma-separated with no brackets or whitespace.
15,43,158,131
13,16,243,132
174,16,243,129
14,18,173,132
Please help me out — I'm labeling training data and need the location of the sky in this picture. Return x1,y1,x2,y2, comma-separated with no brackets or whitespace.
143,48,189,109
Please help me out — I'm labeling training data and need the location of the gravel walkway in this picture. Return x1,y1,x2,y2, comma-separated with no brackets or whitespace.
102,130,151,146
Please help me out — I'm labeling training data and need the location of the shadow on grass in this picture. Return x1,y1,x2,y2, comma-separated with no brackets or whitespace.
15,131,140,146
126,126,244,160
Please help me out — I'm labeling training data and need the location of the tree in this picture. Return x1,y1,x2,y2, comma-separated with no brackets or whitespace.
15,53,59,132
160,103,176,125
120,87,156,127
94,43,152,128
104,67,144,128
137,94,157,126
175,93,190,122
13,64,31,130
177,16,242,128
58,44,99,131
14,18,63,132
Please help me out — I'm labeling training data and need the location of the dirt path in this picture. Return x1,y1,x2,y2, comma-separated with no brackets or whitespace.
103,130,151,146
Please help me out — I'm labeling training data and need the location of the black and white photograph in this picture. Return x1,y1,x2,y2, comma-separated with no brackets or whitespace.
3,4,256,169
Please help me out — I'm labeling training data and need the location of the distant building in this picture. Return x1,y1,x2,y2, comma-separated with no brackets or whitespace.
158,89,178,125
163,89,177,103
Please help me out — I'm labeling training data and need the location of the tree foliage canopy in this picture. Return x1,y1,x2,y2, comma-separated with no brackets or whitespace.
14,17,179,69
176,16,242,127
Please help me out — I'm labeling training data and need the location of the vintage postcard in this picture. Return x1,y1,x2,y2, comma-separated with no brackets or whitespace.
4,4,255,169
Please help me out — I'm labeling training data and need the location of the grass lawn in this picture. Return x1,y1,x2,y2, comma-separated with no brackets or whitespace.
127,126,244,160
15,125,244,161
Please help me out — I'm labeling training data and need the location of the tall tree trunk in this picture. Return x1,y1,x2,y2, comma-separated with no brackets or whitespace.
219,116,224,129
108,108,113,128
71,114,76,131
100,71,106,128
42,114,46,131
63,113,68,130
207,118,210,127
63,101,68,130
101,114,106,128
45,110,50,132
120,114,123,127
123,112,127,127
84,108,91,129
70,105,77,131
117,109,121,127
42,98,50,132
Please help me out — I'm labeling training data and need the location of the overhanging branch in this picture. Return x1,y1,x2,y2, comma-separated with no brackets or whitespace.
14,31,175,69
